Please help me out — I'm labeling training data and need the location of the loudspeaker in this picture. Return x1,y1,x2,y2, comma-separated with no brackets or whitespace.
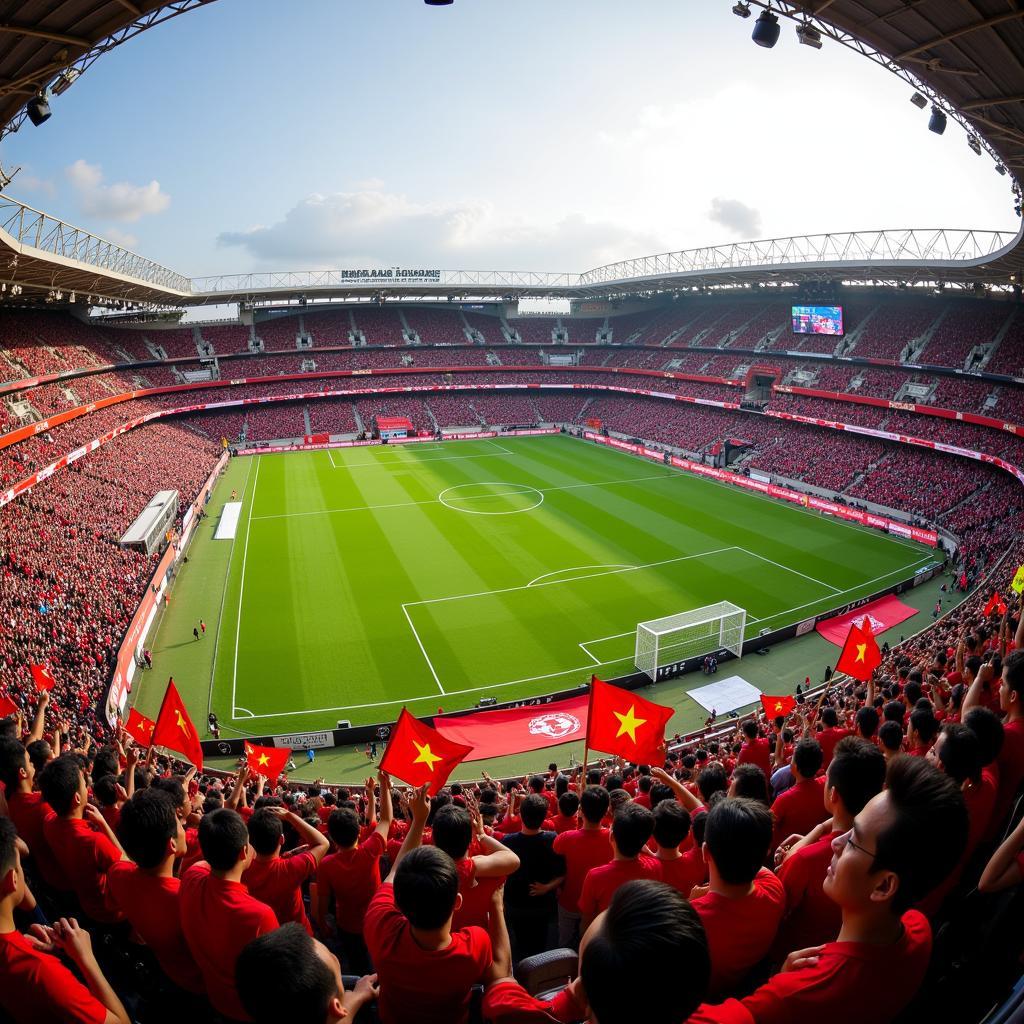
26,95,51,126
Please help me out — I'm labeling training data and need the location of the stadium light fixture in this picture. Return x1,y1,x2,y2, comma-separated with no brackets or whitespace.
910,92,928,109
732,2,751,17
967,136,981,155
796,22,822,49
928,106,947,135
26,93,52,127
424,0,453,5
752,9,780,47
996,163,1007,175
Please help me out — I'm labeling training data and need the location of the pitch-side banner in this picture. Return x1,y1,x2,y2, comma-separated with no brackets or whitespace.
432,693,589,760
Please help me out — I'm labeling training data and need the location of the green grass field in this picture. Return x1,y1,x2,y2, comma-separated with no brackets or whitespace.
134,433,936,743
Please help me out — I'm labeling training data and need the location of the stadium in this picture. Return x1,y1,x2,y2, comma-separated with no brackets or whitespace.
1,2,1024,1023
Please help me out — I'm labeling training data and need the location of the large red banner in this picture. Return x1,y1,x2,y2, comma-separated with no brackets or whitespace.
432,692,589,760
815,594,918,646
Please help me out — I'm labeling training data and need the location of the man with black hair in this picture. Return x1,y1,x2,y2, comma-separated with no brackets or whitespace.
0,737,61,889
236,922,378,1024
243,802,328,932
651,799,703,896
552,784,611,950
691,797,784,997
180,807,279,1021
365,783,492,1024
578,801,661,930
737,720,771,778
483,880,711,1024
0,817,131,1024
696,756,969,1023
106,788,205,996
772,737,886,956
877,720,904,762
907,707,939,757
816,706,851,768
500,793,564,959
551,790,579,833
39,755,125,923
770,738,827,853
317,771,392,973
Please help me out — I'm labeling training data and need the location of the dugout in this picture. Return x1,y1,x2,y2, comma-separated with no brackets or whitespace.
120,490,179,556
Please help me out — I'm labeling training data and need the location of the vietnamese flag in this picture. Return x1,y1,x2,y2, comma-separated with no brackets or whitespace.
151,680,203,769
835,621,882,683
245,741,291,781
983,592,1007,617
124,707,157,747
586,677,674,765
29,663,55,692
379,708,473,794
0,693,18,718
760,694,797,719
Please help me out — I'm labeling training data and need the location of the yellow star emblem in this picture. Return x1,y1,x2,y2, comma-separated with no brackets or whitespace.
613,705,647,743
175,710,191,737
774,701,783,712
258,752,270,767
413,740,443,771
855,642,867,662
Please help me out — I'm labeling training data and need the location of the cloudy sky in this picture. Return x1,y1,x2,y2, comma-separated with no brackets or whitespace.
5,0,1017,280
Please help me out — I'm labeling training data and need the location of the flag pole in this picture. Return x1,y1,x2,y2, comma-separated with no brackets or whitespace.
581,675,599,786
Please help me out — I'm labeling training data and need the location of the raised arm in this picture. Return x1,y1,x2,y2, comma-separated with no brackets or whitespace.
650,766,703,812
374,771,393,841
26,691,49,744
384,783,430,884
979,816,1024,894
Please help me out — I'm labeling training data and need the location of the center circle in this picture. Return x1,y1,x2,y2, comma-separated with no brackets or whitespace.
438,482,544,516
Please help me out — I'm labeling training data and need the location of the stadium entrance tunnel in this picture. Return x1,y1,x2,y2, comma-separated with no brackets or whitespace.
438,481,544,515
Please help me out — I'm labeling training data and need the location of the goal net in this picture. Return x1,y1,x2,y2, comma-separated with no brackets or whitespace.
634,601,747,682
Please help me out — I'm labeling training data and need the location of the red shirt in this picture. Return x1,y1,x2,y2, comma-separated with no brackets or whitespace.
243,850,318,933
773,830,843,956
481,979,587,1023
454,857,503,931
42,816,122,923
578,855,663,919
551,828,611,912
817,727,852,768
179,862,279,1021
737,737,772,778
770,778,827,851
364,883,491,1024
692,868,786,997
5,790,61,888
993,718,1024,837
106,862,204,993
703,910,932,1024
0,929,106,1024
550,813,578,835
656,852,706,898
316,831,386,935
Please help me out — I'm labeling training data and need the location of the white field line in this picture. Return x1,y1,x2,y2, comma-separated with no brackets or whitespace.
250,471,680,522
209,457,254,718
529,565,633,587
327,448,337,468
735,546,842,595
485,439,516,455
330,449,509,470
231,456,261,718
234,551,935,722
403,604,446,695
578,642,603,665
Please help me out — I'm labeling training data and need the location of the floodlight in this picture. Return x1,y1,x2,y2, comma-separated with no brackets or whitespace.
732,2,751,17
752,9,780,47
928,106,947,135
424,0,453,5
26,94,51,126
796,23,822,48
967,136,981,155
910,92,928,109
996,163,1007,175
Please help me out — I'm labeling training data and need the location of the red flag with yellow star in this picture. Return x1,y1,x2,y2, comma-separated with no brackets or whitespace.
151,679,203,769
29,663,55,692
379,708,473,795
835,620,882,683
760,694,797,719
245,741,291,781
124,707,157,747
586,676,674,765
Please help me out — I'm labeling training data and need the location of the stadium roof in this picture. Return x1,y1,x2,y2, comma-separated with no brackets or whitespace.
2,0,1024,307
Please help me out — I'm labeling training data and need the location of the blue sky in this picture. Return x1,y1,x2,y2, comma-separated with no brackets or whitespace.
5,0,1017,279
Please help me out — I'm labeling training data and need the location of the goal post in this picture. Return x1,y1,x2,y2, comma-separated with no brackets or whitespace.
634,601,747,682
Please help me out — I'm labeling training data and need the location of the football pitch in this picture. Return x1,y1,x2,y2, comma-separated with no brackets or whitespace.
141,434,934,735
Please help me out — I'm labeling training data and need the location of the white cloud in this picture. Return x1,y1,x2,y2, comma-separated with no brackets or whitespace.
15,171,56,198
65,159,170,223
103,227,139,249
709,197,762,239
217,189,665,270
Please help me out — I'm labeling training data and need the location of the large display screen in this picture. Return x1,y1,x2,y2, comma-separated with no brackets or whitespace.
792,305,844,336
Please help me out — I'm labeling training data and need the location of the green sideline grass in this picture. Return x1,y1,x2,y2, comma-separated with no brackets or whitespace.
133,434,933,738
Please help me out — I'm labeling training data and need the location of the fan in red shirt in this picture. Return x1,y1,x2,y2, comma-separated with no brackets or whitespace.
0,737,63,889
179,809,279,1021
816,707,853,768
693,756,969,1024
770,738,827,853
550,791,580,834
552,785,612,949
364,783,492,1024
316,771,394,974
105,788,205,996
243,804,328,933
0,816,130,1024
650,800,704,896
736,720,772,778
578,802,663,931
38,756,126,924
773,737,886,957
